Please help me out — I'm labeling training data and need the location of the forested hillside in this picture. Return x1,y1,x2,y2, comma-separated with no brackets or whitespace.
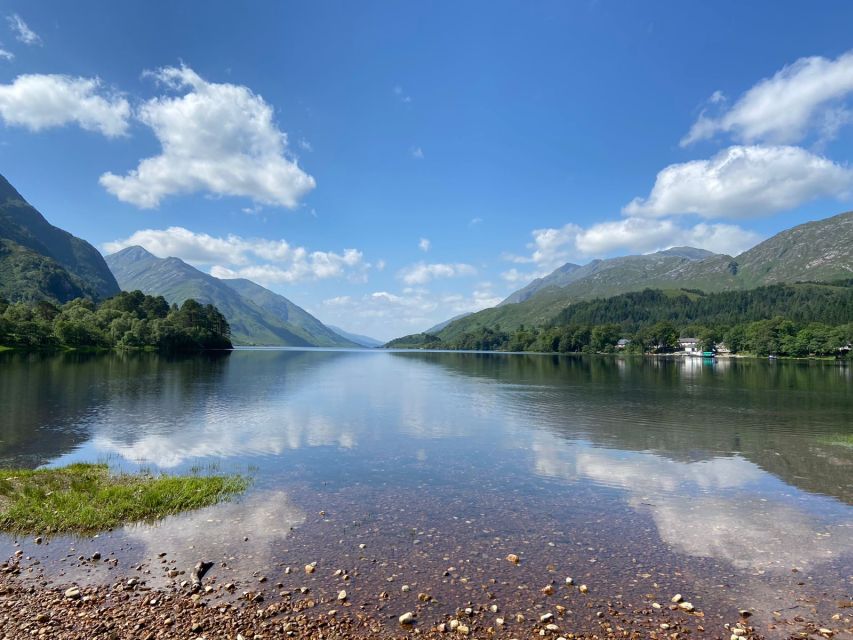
387,281,853,358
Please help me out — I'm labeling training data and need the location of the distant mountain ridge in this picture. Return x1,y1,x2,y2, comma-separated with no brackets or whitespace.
105,246,359,348
327,325,383,348
413,210,853,343
0,174,120,304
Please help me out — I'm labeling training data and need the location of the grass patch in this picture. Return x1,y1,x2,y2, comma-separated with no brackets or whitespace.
818,434,853,448
0,463,248,534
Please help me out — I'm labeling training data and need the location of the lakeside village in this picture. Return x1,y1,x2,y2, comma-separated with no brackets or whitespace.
616,336,852,359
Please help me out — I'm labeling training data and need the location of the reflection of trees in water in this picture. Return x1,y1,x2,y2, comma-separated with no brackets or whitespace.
0,350,231,467
394,352,853,503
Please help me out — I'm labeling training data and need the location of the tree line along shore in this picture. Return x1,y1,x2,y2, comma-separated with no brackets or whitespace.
0,290,233,352
386,282,853,359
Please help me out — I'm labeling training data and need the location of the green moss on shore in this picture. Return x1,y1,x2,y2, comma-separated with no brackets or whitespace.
0,463,248,534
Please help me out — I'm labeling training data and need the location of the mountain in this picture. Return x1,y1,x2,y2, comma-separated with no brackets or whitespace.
327,325,383,348
0,174,120,304
500,262,582,305
220,278,358,347
734,211,853,285
105,246,358,347
407,211,853,344
425,312,472,334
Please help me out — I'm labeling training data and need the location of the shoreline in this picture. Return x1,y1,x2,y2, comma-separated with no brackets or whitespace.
0,559,763,640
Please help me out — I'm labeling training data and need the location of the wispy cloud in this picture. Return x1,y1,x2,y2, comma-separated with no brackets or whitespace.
7,14,40,46
398,261,477,285
393,85,412,103
682,49,853,146
418,237,431,252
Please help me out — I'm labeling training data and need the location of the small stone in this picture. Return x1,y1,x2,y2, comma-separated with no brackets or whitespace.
64,587,81,599
399,612,415,625
541,585,554,595
91,552,101,560
35,536,43,545
564,577,573,585
578,584,588,594
190,621,203,633
496,617,505,626
506,553,520,565
660,623,670,630
540,613,554,623
489,604,499,613
401,584,411,593
359,543,366,549
679,602,695,612
305,563,316,574
546,623,560,632
671,594,683,603
515,613,525,623
739,610,752,618
652,602,662,609
457,624,470,635
818,630,833,638
437,623,447,633
730,629,746,637
449,620,460,631
337,590,347,601
418,592,431,602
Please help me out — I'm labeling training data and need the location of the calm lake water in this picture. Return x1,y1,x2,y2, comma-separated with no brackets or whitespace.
1,349,851,637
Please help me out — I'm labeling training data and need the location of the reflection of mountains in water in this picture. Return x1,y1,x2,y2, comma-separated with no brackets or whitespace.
393,351,853,504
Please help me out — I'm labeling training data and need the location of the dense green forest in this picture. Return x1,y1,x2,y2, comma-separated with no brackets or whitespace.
387,282,853,358
0,290,232,351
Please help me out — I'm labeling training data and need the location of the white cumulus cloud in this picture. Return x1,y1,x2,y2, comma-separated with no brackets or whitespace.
418,237,431,252
624,145,853,219
104,226,366,285
682,50,853,146
100,65,315,209
398,261,477,285
0,74,130,136
7,14,40,46
504,216,761,279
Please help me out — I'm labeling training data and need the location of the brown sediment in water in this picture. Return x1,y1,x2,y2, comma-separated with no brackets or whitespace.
0,483,850,639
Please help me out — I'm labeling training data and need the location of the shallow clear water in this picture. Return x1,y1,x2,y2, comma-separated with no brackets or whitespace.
1,349,851,636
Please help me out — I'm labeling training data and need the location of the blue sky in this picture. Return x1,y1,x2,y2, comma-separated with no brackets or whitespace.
2,1,853,340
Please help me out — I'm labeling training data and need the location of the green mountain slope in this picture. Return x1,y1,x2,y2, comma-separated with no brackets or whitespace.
105,246,356,347
415,211,853,343
735,210,853,285
0,174,120,303
220,278,358,347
